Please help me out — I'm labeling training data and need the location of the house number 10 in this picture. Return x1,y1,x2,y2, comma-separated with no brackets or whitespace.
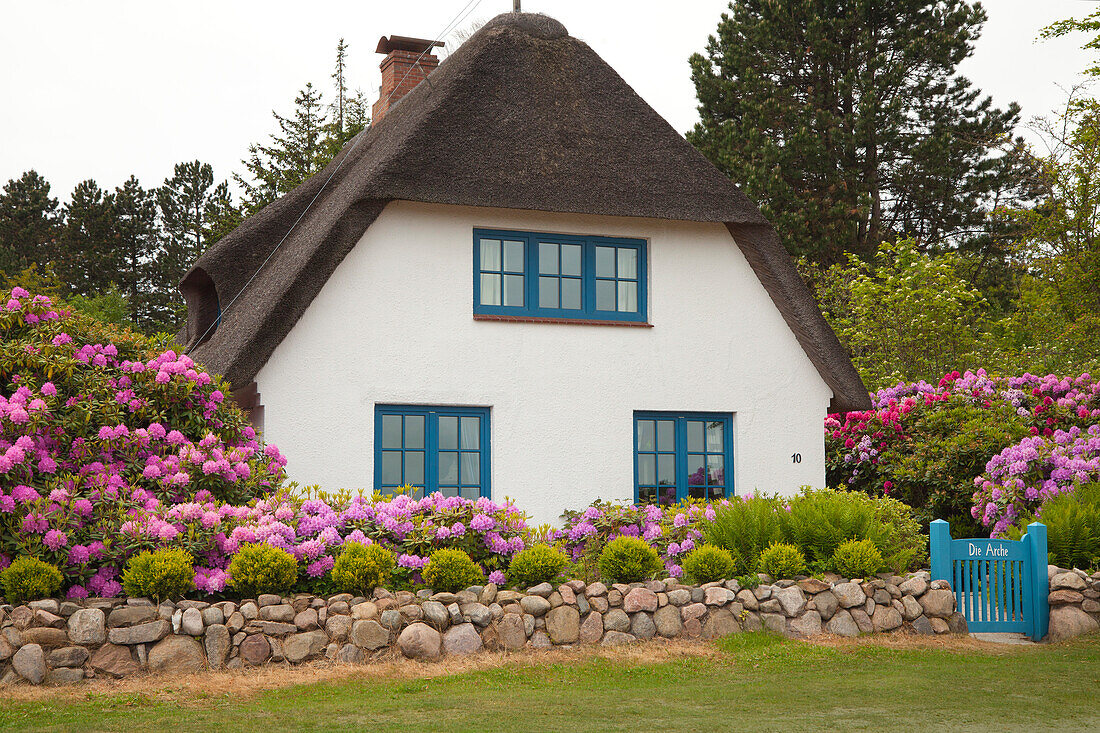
791,453,801,463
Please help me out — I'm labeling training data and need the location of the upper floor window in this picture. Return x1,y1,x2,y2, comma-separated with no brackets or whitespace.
633,412,732,506
375,405,491,500
473,229,647,322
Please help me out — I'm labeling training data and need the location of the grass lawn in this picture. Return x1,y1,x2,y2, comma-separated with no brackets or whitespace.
2,633,1098,732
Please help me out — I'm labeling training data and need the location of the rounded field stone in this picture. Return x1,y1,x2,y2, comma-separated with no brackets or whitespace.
398,622,442,661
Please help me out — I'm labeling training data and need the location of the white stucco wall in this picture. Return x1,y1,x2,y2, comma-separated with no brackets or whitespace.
253,202,832,524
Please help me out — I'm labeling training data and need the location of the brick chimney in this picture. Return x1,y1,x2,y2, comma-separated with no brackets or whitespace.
372,35,444,121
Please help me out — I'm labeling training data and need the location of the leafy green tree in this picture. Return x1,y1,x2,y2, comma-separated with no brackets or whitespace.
689,0,1035,266
802,239,989,388
0,171,60,276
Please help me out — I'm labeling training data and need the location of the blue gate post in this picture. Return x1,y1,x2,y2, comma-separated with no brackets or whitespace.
1026,521,1049,641
929,519,952,583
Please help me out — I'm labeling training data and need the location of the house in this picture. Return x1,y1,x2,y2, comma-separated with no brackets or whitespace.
180,12,870,524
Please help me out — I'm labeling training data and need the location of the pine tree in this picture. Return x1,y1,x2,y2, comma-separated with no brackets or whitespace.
0,171,60,276
325,39,370,159
110,176,161,328
689,0,1036,266
57,179,116,296
236,83,329,214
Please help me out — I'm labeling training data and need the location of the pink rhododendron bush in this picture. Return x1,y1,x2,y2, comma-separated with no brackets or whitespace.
0,288,287,598
826,369,1100,537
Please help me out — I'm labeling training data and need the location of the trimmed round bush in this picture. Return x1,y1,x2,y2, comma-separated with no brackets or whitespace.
832,538,884,580
759,542,806,580
2,557,63,604
508,543,568,589
597,536,662,583
228,543,298,597
331,542,395,595
682,545,735,585
422,548,483,593
122,548,195,601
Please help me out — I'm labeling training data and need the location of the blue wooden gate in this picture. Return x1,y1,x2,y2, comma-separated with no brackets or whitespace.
929,519,1049,641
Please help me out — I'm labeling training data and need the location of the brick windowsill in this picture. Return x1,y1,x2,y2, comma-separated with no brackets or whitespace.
473,314,654,328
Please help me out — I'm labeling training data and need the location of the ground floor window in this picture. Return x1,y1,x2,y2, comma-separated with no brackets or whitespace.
634,412,732,505
374,405,491,499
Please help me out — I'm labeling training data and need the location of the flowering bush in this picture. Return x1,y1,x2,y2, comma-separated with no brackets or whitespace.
826,369,1100,535
557,499,716,580
0,287,287,599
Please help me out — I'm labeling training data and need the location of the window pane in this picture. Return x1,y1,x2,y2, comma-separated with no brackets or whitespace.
708,486,725,501
637,453,656,485
539,242,558,274
636,419,655,452
561,278,581,309
404,451,424,486
596,280,615,311
657,420,675,451
504,274,524,306
617,248,637,279
480,239,501,271
707,455,725,486
504,240,524,272
539,276,559,308
658,453,675,485
460,417,480,449
617,281,637,313
440,486,459,498
638,485,657,505
687,421,704,452
706,422,724,452
381,451,402,484
688,484,707,501
561,244,582,276
460,486,480,501
381,415,402,449
480,273,501,306
438,452,458,484
595,246,615,277
460,453,479,484
405,415,424,449
439,416,458,450
688,454,705,485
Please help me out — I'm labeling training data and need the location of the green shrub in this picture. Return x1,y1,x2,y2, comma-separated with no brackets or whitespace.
758,542,806,579
508,544,568,589
422,548,483,593
598,536,662,583
832,539,884,579
734,573,761,590
122,548,195,601
702,495,783,574
331,542,395,595
1009,483,1100,571
682,545,736,584
1,557,63,605
228,543,299,597
778,489,885,569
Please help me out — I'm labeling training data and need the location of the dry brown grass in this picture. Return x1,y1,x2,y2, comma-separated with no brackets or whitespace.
0,638,724,705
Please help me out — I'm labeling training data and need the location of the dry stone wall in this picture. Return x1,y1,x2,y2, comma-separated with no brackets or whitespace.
1047,565,1100,642
0,571,964,686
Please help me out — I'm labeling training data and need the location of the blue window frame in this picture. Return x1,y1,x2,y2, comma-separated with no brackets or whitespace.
473,229,647,322
374,405,491,499
633,412,733,505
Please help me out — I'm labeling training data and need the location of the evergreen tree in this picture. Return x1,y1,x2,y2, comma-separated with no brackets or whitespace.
0,171,59,276
110,176,161,328
325,39,370,159
57,179,116,296
236,82,329,214
689,0,1036,266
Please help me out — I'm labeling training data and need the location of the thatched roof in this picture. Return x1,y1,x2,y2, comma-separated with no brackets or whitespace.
182,12,870,412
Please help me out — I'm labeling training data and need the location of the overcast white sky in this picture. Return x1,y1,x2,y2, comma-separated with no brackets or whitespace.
2,0,1097,200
